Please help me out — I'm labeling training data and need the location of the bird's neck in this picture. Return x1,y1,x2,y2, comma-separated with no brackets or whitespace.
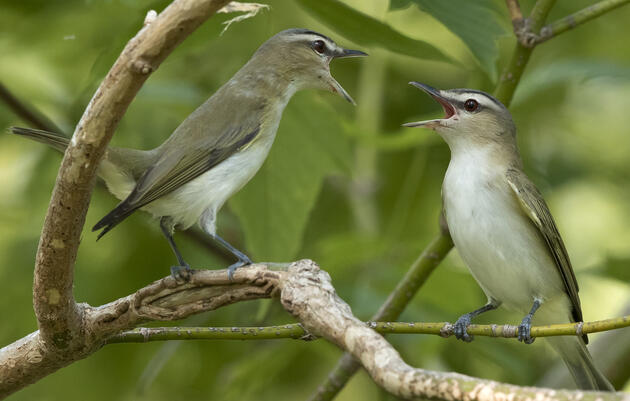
447,141,522,175
230,65,298,108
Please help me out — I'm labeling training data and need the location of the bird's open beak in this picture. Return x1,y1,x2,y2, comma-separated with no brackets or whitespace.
328,48,368,105
402,81,456,128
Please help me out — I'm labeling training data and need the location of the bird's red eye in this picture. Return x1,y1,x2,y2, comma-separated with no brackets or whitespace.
464,99,479,112
312,40,326,54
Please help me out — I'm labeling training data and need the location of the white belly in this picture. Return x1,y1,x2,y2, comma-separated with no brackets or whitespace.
443,153,565,314
98,133,275,232
143,133,275,230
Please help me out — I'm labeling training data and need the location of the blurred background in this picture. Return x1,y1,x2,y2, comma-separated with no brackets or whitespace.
1,0,629,399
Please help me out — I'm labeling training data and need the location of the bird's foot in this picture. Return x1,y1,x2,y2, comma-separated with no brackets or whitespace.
453,313,474,342
518,315,535,344
170,263,192,281
227,256,253,281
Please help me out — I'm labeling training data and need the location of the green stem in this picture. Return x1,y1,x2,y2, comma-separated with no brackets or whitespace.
537,0,630,44
309,1,562,399
108,315,630,343
494,0,557,105
307,232,453,401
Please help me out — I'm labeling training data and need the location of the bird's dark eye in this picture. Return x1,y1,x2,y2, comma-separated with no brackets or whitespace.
464,99,479,112
312,40,326,54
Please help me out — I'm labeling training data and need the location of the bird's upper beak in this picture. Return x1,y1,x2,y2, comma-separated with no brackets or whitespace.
327,47,368,105
402,81,456,128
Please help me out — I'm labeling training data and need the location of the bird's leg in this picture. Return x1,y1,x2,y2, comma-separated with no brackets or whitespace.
211,233,253,280
518,299,541,344
453,300,499,342
160,217,192,280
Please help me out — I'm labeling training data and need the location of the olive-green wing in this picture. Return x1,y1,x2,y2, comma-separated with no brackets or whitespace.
506,168,584,325
93,122,260,238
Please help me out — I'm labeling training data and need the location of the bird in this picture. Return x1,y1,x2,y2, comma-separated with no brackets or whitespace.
8,28,367,279
403,82,614,391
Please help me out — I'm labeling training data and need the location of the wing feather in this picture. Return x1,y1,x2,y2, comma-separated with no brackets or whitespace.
506,169,585,333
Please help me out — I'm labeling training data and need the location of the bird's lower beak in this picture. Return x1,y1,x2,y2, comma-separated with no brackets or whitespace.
327,75,356,105
327,48,368,105
402,81,456,128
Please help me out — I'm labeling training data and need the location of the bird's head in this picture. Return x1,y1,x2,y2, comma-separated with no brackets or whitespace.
251,28,367,104
403,82,516,149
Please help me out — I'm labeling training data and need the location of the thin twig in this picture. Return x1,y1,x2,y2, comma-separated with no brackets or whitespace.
108,315,630,343
537,0,630,44
0,82,62,133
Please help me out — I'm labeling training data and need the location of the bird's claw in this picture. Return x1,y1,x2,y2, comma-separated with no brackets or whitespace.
518,315,535,344
170,263,192,281
227,258,252,281
453,314,474,342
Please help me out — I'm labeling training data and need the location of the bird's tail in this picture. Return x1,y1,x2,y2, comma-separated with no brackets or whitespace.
8,127,70,153
547,335,614,391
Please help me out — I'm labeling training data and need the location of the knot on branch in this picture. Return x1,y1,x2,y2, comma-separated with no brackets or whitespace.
514,18,540,48
280,260,353,340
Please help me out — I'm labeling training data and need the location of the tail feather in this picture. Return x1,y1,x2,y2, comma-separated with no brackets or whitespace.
92,200,137,240
547,336,614,391
8,127,70,153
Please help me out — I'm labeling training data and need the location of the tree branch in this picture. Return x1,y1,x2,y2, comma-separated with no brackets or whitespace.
536,0,630,44
6,261,628,400
283,261,626,401
0,1,231,397
108,314,630,343
0,263,275,398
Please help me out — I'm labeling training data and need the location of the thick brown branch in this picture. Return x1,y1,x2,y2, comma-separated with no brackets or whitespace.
0,1,231,397
0,264,277,398
280,261,626,401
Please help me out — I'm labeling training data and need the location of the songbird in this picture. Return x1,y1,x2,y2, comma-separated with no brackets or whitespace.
9,29,366,279
403,82,613,391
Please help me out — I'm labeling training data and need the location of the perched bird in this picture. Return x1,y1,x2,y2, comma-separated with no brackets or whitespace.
403,82,613,391
9,28,366,279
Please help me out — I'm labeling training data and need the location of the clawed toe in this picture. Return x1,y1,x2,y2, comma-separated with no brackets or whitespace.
518,318,535,344
170,264,192,281
453,315,474,342
227,259,252,281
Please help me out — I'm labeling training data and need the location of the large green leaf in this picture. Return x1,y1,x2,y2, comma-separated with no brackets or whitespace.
295,0,454,64
228,94,352,261
391,0,507,80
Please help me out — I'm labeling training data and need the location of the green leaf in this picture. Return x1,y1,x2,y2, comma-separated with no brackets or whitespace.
228,94,352,261
394,0,507,80
389,0,412,11
295,0,454,64
599,256,630,282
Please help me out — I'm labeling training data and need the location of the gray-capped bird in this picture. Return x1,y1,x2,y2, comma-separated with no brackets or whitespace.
403,82,613,391
9,28,366,279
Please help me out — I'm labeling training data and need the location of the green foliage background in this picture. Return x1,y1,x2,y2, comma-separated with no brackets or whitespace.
1,0,629,399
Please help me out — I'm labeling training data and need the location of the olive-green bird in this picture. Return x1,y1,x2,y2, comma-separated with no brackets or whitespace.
9,28,367,279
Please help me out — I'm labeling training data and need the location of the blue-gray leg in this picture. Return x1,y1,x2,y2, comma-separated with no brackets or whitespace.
211,233,253,280
453,301,499,342
199,209,253,280
160,217,192,280
518,299,541,344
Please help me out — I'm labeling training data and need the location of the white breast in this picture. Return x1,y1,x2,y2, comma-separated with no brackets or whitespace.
442,148,565,313
141,131,276,231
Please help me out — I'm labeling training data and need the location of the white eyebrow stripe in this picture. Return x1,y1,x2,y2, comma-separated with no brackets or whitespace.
447,91,505,112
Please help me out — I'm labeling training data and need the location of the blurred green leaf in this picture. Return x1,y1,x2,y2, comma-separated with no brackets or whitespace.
598,256,630,282
229,94,352,261
392,0,507,79
295,0,455,64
